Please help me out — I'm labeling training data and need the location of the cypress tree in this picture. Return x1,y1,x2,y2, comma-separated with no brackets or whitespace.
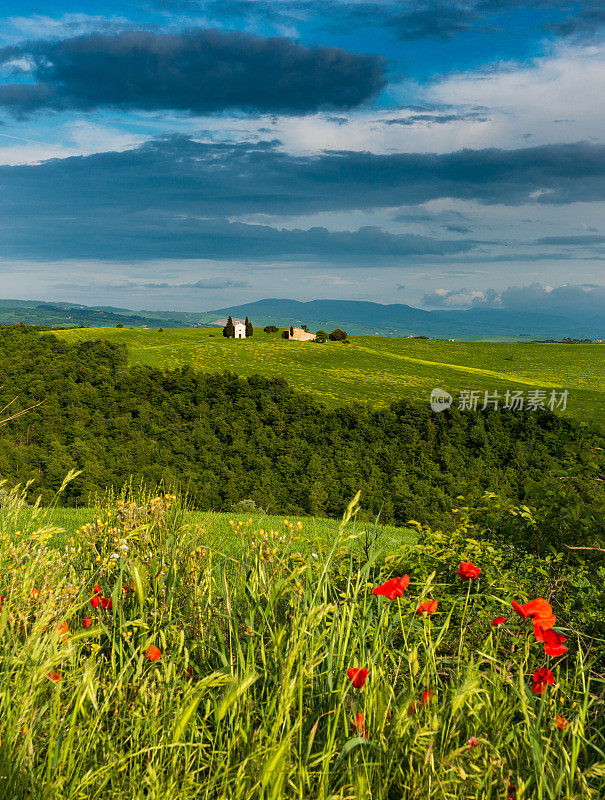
245,316,253,337
223,316,235,337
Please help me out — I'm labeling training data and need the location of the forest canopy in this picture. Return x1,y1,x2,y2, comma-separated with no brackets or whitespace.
0,326,601,528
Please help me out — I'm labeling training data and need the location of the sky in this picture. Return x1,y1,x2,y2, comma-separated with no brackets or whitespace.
0,0,603,315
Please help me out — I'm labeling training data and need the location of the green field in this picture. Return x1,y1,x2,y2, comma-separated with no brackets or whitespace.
13,504,418,559
53,327,605,420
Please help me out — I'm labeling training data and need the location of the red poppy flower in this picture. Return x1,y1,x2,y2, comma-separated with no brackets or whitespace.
145,645,162,662
46,670,63,682
347,667,369,689
31,589,40,598
100,597,112,610
83,617,92,628
417,600,438,615
456,561,481,580
0,594,4,609
532,667,555,694
534,626,568,656
372,575,410,599
56,622,69,641
352,712,369,739
421,688,433,705
512,598,556,630
467,736,479,749
90,596,100,609
93,583,101,595
556,715,569,730
491,616,506,626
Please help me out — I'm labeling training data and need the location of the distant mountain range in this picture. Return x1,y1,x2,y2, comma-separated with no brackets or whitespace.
1,298,603,341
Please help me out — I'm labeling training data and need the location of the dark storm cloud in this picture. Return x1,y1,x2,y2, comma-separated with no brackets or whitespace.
0,211,472,261
0,29,385,115
5,134,604,212
547,7,605,38
1,136,604,260
380,111,488,125
150,1,604,42
537,234,605,245
445,225,473,234
367,0,604,42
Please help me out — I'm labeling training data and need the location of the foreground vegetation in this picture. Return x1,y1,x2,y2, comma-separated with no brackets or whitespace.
53,326,605,420
0,479,603,799
32,505,418,558
1,328,603,540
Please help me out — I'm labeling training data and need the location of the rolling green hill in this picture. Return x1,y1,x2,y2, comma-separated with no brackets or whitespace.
52,326,605,421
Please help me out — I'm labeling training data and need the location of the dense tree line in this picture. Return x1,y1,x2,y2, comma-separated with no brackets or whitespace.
0,327,600,525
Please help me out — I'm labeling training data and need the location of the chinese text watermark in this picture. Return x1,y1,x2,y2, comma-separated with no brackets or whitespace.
430,388,569,412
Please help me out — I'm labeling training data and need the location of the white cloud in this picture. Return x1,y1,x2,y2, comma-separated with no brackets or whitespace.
425,41,605,148
0,14,131,47
0,121,146,165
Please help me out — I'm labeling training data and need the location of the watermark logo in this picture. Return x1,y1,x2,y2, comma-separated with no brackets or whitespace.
430,388,569,412
430,388,453,412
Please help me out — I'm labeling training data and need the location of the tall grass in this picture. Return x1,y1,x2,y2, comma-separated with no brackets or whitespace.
0,484,603,799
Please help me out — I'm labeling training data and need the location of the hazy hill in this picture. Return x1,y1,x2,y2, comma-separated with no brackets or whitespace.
200,298,604,340
1,297,603,340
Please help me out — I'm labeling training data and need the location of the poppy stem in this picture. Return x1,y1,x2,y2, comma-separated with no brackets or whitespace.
456,580,472,677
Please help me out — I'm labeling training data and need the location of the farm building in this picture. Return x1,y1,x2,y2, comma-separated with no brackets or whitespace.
282,326,316,341
233,322,246,338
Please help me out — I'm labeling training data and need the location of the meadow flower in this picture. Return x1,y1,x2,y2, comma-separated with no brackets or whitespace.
512,598,556,630
347,667,369,689
83,617,92,628
352,712,369,738
372,574,410,599
46,670,63,682
145,645,162,661
100,597,113,610
421,689,433,705
90,596,100,609
456,561,481,580
56,622,69,641
534,626,568,656
417,600,438,615
408,689,433,715
491,616,506,626
557,715,569,729
532,667,555,694
467,736,479,749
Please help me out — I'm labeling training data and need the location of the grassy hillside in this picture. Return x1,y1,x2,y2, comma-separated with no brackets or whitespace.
33,506,417,557
53,327,605,421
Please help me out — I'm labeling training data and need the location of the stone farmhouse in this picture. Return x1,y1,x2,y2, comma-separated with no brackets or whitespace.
282,326,316,342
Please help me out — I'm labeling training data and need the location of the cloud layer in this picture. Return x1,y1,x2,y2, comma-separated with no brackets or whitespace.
423,283,605,315
3,134,604,213
0,135,603,260
0,29,385,115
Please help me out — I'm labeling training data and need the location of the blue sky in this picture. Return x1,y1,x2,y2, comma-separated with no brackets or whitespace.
0,0,603,315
